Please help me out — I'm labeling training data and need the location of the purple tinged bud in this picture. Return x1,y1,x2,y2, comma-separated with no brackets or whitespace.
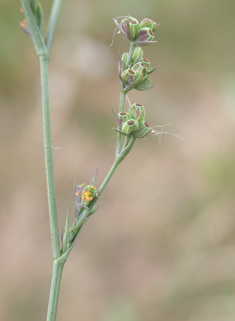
121,68,135,85
137,27,154,42
121,16,129,35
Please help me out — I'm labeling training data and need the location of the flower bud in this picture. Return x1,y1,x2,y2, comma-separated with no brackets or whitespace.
128,103,145,122
132,121,152,137
141,58,151,72
129,20,140,40
121,52,129,69
132,61,146,72
122,119,139,135
131,47,144,64
120,16,129,37
121,68,135,85
116,111,129,127
139,18,157,32
137,27,154,43
135,75,151,91
114,16,157,45
120,16,138,39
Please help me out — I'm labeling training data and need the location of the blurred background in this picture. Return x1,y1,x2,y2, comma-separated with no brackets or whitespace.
1,0,235,320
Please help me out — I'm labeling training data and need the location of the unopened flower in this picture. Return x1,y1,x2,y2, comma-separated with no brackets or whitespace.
131,47,144,64
122,119,139,135
113,15,158,45
139,18,158,32
128,103,145,122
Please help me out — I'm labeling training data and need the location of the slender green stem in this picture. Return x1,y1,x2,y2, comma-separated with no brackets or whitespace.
73,137,136,234
46,259,65,321
123,136,131,149
45,0,63,54
115,88,126,157
39,56,60,260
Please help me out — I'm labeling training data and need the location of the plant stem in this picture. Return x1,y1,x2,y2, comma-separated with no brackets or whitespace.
115,88,126,157
73,137,136,234
46,258,65,321
115,42,136,157
39,55,60,260
45,0,64,54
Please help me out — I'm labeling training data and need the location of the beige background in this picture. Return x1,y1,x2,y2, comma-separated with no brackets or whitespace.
1,0,235,320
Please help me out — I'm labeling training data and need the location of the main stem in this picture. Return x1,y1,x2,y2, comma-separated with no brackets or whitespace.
46,259,65,321
39,55,60,260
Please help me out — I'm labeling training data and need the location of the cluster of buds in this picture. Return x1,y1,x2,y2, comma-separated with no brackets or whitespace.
113,16,158,45
115,17,158,93
114,16,158,137
114,103,153,138
75,183,98,214
20,0,43,35
120,47,157,92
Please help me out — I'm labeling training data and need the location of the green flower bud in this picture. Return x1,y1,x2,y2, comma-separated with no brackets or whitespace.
121,68,135,85
132,61,145,71
129,20,140,40
121,52,129,69
141,58,151,72
131,47,144,64
122,119,139,135
132,121,152,137
139,18,157,32
139,120,148,128
135,75,151,91
117,111,132,127
128,103,145,122
132,62,146,78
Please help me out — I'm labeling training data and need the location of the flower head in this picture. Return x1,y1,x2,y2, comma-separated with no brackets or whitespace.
113,15,158,45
